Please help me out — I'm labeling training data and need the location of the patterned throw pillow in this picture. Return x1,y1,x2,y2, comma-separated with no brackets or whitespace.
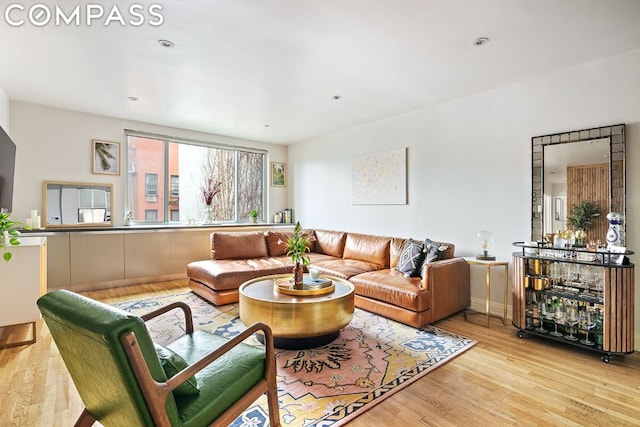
395,238,426,277
424,238,449,263
154,343,200,395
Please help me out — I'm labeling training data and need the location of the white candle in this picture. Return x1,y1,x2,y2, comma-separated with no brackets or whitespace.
31,209,38,219
34,216,41,229
25,218,32,228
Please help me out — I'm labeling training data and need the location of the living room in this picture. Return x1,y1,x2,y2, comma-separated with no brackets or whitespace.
1,1,640,426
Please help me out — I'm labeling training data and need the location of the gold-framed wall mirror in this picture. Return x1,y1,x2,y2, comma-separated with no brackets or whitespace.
531,124,626,243
43,181,113,228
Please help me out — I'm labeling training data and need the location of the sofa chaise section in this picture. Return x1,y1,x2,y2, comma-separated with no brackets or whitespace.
187,231,292,305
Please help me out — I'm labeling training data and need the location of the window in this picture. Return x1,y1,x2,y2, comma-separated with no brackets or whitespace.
145,173,158,197
145,209,158,221
127,133,266,223
170,175,179,197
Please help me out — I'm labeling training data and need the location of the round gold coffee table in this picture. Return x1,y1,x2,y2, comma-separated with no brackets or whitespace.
239,273,355,349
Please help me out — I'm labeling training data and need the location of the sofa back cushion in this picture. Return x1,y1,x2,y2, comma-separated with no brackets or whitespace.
211,232,268,260
264,230,315,257
264,231,292,256
343,233,391,267
313,230,347,257
390,238,406,268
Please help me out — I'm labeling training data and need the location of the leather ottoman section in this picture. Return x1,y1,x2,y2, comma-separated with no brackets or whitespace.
186,258,291,291
189,280,239,305
350,269,430,312
311,258,386,279
355,295,432,328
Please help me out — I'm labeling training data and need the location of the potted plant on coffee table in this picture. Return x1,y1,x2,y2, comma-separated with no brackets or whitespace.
278,222,314,290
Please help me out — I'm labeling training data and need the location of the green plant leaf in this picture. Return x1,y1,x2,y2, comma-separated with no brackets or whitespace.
566,200,600,231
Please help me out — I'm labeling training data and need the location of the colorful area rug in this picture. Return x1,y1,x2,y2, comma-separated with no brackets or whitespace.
114,292,476,426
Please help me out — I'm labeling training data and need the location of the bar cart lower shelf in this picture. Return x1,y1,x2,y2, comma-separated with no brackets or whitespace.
515,324,622,363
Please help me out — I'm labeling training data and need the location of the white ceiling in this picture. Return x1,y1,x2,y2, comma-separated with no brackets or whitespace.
2,0,640,144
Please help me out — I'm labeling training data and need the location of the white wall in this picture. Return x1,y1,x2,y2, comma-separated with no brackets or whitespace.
0,85,9,132
9,102,288,225
289,48,640,348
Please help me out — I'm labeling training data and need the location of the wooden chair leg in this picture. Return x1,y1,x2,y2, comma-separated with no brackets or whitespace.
74,408,96,427
266,387,281,427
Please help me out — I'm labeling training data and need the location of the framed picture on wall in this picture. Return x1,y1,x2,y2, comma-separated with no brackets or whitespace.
271,162,286,187
92,140,120,175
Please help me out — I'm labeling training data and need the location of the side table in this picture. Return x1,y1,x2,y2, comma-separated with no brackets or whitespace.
463,257,509,327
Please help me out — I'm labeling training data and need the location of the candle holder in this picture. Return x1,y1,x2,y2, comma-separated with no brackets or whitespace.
476,230,496,260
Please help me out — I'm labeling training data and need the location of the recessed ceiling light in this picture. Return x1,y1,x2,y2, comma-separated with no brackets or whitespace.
158,39,175,48
127,96,139,101
472,37,489,47
264,124,270,127
333,95,342,100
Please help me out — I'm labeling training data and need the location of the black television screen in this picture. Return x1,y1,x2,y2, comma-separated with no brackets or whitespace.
0,125,16,212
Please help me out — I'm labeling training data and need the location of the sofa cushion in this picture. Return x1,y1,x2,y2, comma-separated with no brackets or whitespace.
264,231,292,256
395,238,425,277
307,252,342,265
343,233,391,267
350,269,430,312
424,238,451,263
212,232,268,260
310,258,385,279
154,343,200,395
313,230,347,257
389,238,406,269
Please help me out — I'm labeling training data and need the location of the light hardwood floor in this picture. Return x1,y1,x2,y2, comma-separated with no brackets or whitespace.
1,280,639,426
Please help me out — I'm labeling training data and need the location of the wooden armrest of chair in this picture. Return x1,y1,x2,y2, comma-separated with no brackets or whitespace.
140,301,194,334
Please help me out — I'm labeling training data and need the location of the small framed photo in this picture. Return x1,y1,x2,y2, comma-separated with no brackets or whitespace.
271,162,286,187
92,140,120,175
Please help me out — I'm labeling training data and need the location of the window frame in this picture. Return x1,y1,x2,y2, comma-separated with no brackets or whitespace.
125,131,268,225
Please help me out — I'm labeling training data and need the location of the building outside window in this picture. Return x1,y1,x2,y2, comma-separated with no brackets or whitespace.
127,134,265,224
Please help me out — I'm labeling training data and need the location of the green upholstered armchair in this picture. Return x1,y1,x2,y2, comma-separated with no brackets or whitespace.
37,289,280,427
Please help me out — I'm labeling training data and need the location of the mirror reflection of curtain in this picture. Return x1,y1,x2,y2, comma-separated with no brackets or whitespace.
61,187,79,224
543,194,553,235
566,163,608,243
46,188,62,225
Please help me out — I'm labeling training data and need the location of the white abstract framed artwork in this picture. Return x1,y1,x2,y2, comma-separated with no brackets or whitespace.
352,147,407,205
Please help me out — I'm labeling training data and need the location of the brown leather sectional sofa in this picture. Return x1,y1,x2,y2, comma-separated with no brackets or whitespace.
187,229,470,328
